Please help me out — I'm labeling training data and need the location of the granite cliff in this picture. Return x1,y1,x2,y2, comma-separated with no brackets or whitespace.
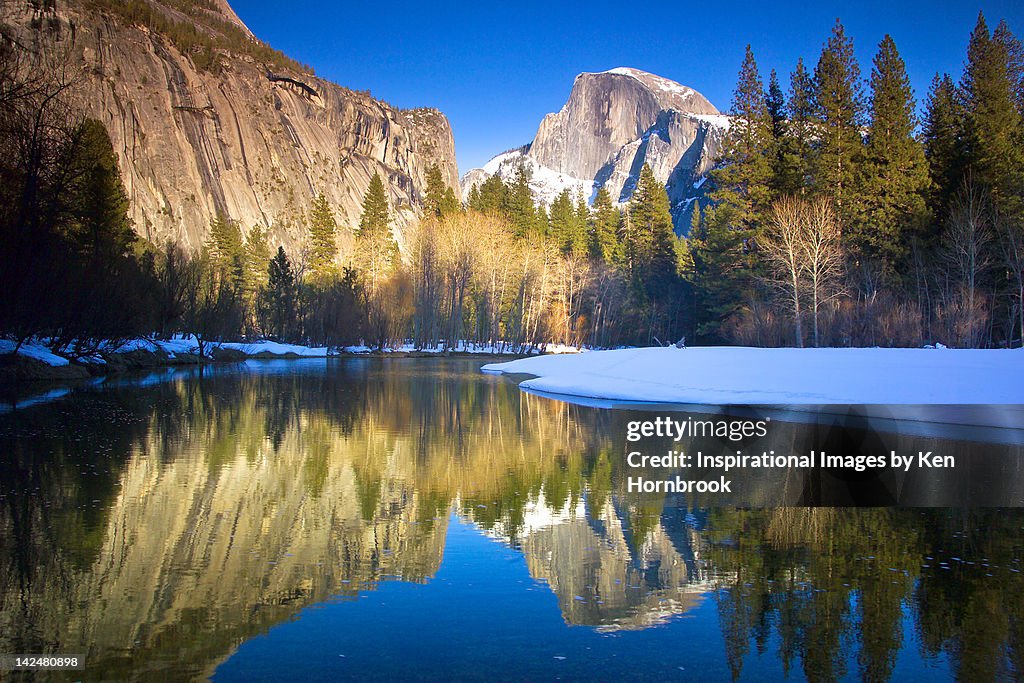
3,0,459,252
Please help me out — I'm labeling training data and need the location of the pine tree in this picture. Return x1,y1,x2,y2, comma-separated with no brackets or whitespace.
589,186,621,263
423,164,460,218
308,191,338,277
711,45,775,233
690,202,749,341
261,246,297,341
690,201,702,235
66,118,134,267
356,171,397,295
995,20,1024,112
504,160,538,236
765,69,790,198
628,165,678,291
548,188,583,254
467,184,481,211
962,13,1024,218
675,233,695,283
206,213,244,286
852,34,931,276
813,19,865,232
59,118,144,344
923,73,966,220
766,69,786,139
243,224,271,299
444,186,461,216
699,47,772,339
778,57,816,195
624,165,681,341
471,174,508,215
789,58,816,125
987,19,1024,347
574,188,591,254
533,204,550,238
359,173,390,237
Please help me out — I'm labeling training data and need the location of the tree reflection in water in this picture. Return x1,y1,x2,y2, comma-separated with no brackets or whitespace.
0,359,1021,681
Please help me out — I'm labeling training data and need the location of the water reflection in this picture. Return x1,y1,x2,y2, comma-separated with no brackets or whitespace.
0,359,1021,681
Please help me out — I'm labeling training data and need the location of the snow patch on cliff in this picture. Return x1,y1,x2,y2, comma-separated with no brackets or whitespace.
465,150,594,208
689,114,732,131
600,67,699,103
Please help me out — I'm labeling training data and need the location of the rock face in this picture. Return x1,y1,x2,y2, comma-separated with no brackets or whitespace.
529,68,719,179
462,67,730,232
5,0,459,252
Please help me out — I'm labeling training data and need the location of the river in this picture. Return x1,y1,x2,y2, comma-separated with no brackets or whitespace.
1,359,1022,681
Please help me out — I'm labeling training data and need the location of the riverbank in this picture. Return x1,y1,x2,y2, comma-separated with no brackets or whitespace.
0,337,563,384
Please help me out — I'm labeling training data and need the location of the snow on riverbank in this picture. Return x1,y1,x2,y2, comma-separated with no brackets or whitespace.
1,336,557,372
481,346,1024,404
221,340,329,357
0,336,331,368
111,336,331,358
340,341,580,355
0,340,70,366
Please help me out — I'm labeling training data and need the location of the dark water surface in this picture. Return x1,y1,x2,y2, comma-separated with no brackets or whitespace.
1,359,1022,681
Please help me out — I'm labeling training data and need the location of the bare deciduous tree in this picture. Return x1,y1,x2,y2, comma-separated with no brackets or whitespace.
760,196,845,347
761,196,806,346
995,209,1024,347
941,175,993,347
154,240,198,338
802,197,844,347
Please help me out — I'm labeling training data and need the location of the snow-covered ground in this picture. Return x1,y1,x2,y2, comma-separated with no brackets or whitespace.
341,341,576,355
0,340,70,366
221,340,329,357
106,337,201,358
0,336,333,367
1,336,555,369
481,346,1024,405
105,337,330,360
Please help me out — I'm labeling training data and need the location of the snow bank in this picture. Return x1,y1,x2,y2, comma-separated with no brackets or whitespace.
481,346,1024,405
1,335,545,372
111,337,330,358
0,340,70,367
220,341,329,357
107,336,199,357
340,341,564,355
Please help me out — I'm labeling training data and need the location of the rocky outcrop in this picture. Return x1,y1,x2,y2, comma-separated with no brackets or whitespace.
462,67,729,232
4,0,459,252
529,68,719,179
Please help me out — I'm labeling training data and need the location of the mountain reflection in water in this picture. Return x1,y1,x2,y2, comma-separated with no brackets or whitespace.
0,359,1021,681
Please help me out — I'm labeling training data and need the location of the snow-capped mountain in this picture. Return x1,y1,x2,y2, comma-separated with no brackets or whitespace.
461,67,731,232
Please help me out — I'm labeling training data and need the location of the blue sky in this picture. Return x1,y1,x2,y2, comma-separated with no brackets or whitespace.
230,1,1023,175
